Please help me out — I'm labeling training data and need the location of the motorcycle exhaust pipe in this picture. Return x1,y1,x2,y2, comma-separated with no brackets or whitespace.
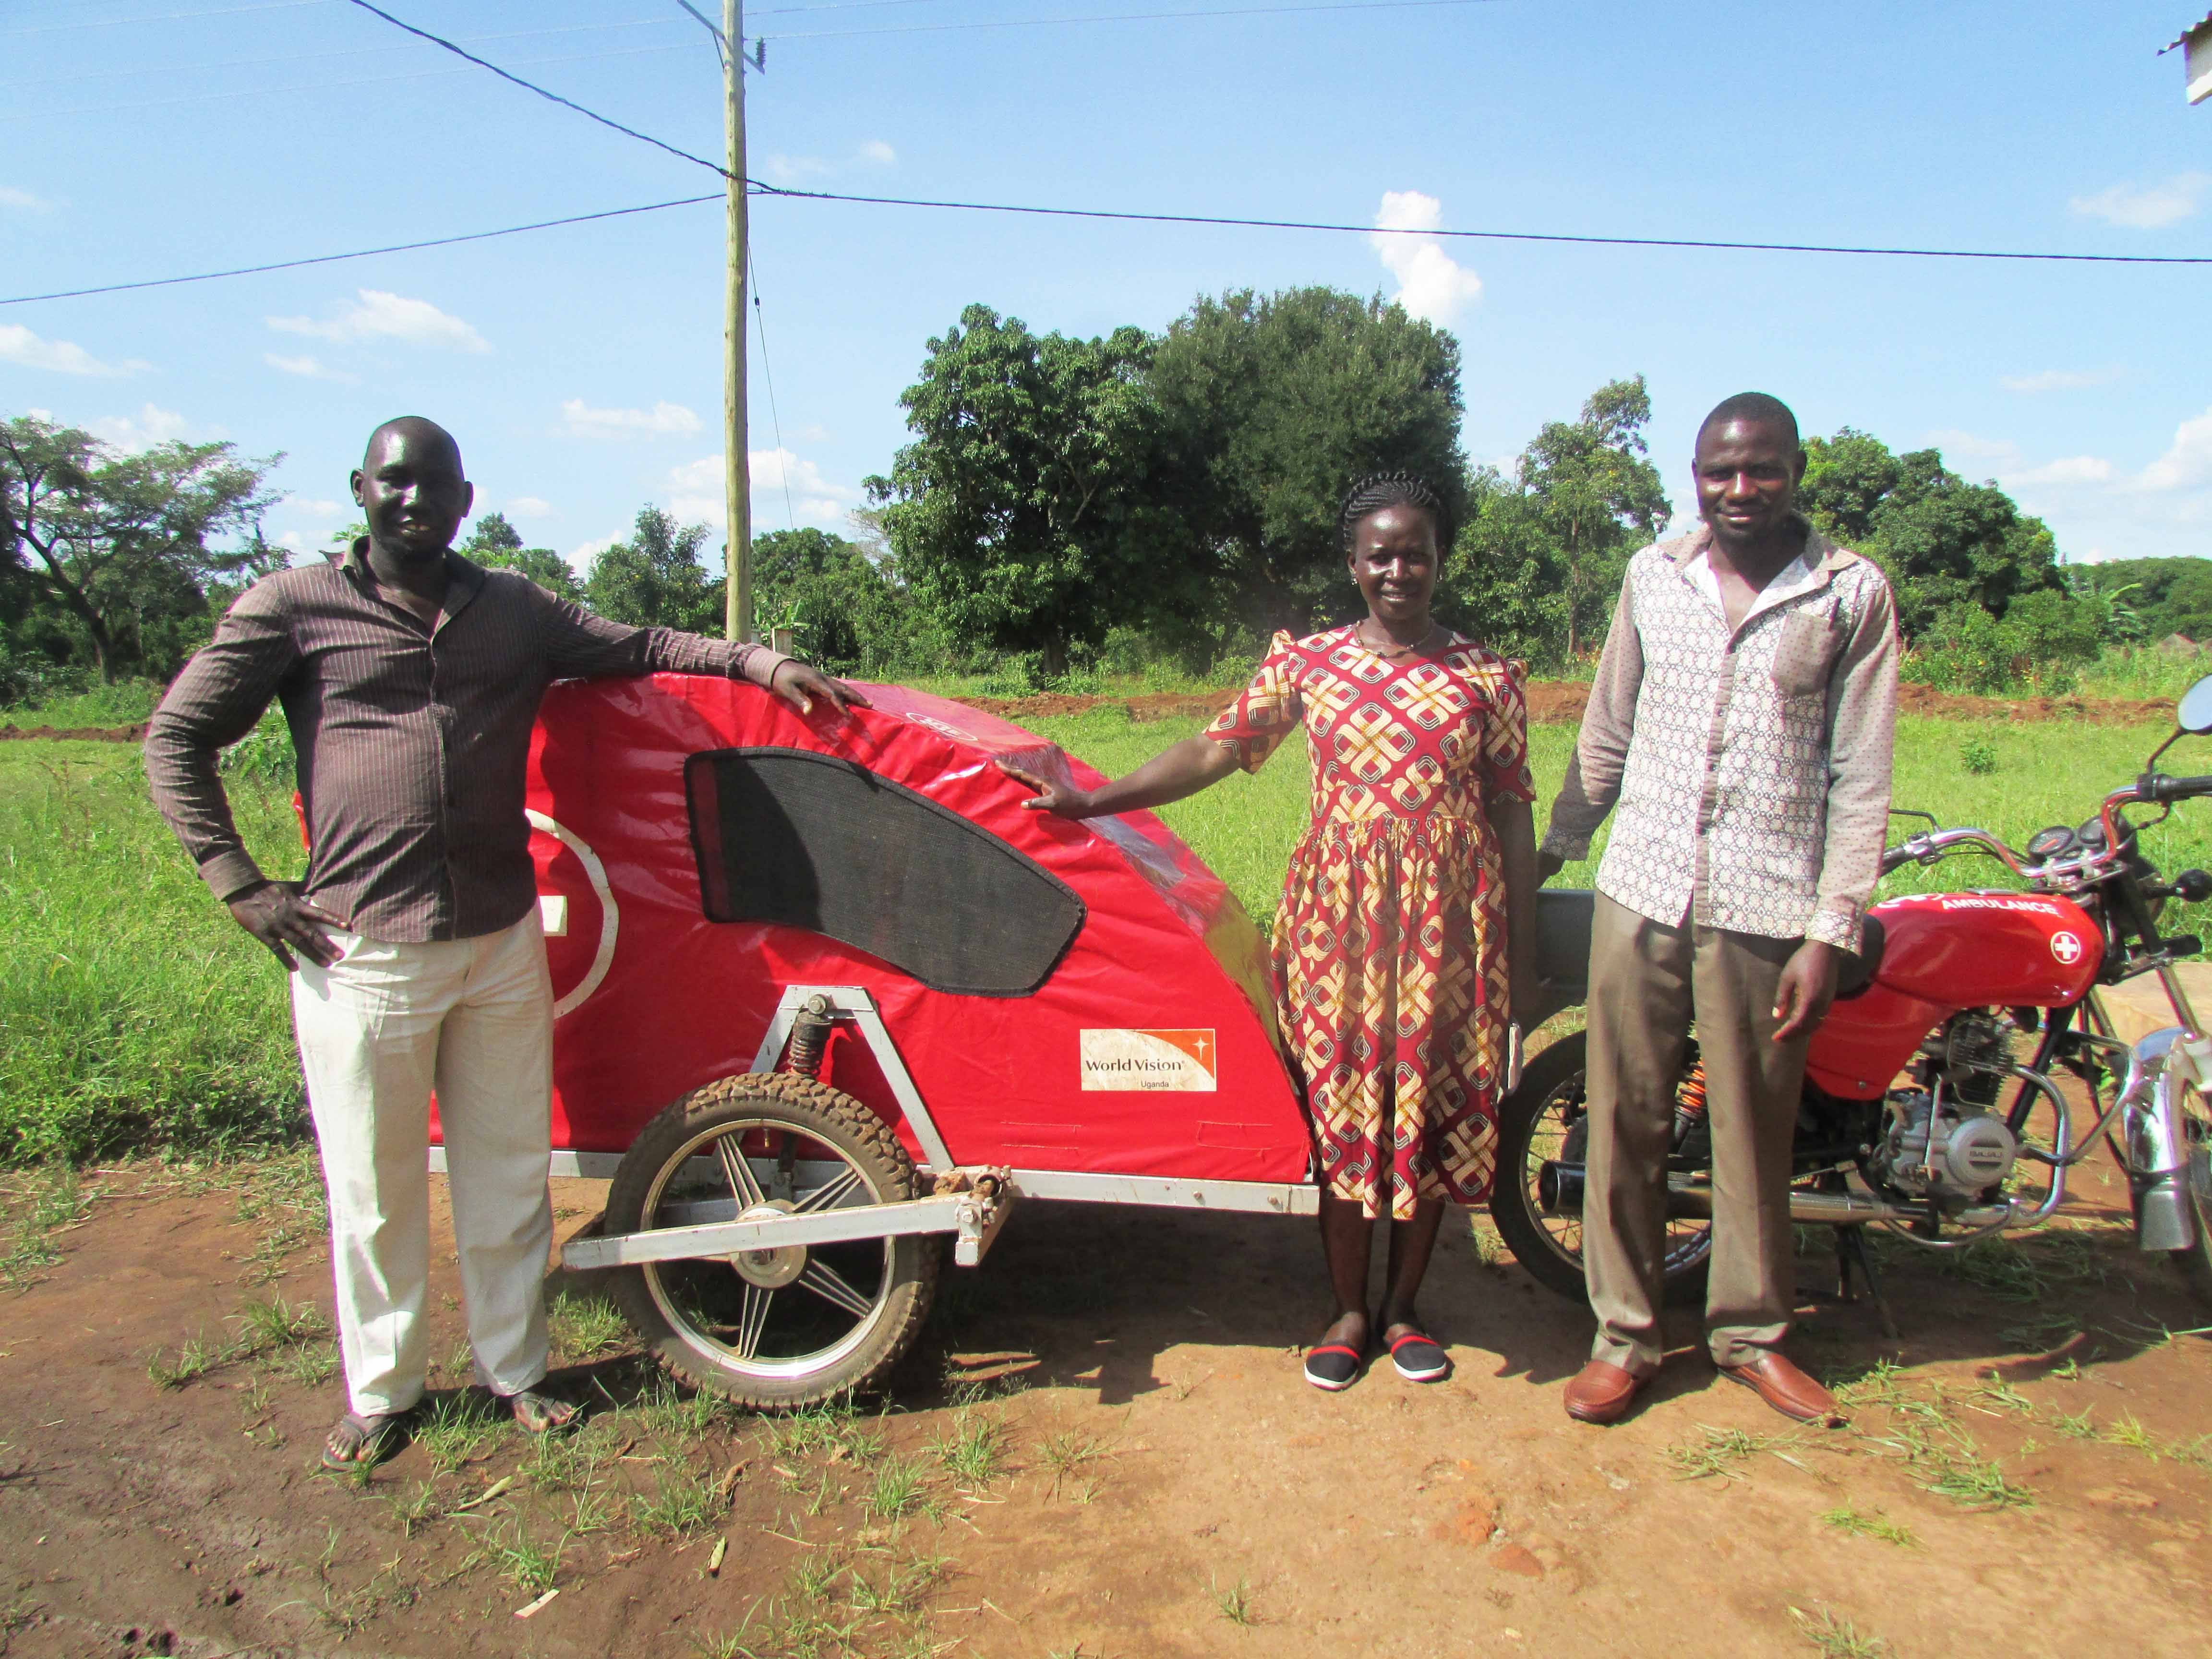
1536,1161,2021,1231
2132,1071,2202,1254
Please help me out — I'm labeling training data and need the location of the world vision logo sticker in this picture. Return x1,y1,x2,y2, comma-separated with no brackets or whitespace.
1080,1029,1218,1092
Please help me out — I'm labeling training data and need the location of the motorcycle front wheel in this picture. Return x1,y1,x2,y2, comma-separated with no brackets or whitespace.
1489,1030,1713,1306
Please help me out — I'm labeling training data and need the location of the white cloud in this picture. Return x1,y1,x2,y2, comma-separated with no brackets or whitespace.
2001,367,2123,394
293,498,348,518
84,403,200,453
264,351,357,383
268,289,489,354
2069,172,2211,230
2139,408,2212,493
759,140,899,184
1370,190,1482,326
0,324,147,377
567,534,621,573
561,397,701,438
506,495,553,520
1922,428,2020,468
0,186,51,211
668,450,857,527
2008,455,2116,487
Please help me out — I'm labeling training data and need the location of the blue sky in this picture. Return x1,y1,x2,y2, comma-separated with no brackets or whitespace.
3,0,2207,582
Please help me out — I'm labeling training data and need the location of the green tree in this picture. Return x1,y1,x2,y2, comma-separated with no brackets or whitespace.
866,304,1171,677
583,505,721,634
1799,429,2066,638
750,526,901,673
0,414,280,682
1148,287,1467,640
462,511,582,601
1449,376,1670,664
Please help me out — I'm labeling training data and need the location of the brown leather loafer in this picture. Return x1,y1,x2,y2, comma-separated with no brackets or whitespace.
1562,1359,1653,1425
1715,1351,1843,1425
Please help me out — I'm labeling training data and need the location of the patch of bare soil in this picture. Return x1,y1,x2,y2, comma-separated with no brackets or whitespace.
4,1139,2211,1659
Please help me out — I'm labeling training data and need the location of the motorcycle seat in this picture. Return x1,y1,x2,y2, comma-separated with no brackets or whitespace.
1833,914,1887,1000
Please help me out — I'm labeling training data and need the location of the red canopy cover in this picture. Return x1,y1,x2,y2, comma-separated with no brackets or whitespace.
486,673,1312,1184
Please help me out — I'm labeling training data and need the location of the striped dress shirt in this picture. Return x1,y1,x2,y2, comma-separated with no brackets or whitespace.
145,541,783,943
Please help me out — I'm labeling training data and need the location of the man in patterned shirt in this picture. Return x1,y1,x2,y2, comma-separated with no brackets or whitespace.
1538,392,1899,1427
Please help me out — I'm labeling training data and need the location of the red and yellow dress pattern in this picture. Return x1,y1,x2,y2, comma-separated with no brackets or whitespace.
1205,626,1535,1218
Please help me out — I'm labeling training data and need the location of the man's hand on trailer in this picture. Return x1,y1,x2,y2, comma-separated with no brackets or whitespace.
769,661,873,717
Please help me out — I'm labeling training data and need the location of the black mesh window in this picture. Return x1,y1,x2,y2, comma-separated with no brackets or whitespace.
685,746,1086,997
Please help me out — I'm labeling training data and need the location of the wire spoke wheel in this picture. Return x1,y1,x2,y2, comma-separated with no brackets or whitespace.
1490,1030,1713,1304
606,1072,939,1408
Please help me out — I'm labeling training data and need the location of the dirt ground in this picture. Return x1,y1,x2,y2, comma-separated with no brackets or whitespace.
3,1142,2210,1659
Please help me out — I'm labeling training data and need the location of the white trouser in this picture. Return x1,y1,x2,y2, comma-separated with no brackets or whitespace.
291,912,555,1417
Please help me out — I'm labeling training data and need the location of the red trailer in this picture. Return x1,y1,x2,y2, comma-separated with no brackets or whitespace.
489,673,1355,1405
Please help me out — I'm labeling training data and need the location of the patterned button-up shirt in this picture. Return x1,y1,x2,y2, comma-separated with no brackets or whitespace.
1540,520,1900,951
146,541,784,944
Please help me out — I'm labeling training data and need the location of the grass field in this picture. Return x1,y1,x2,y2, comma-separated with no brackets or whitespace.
5,708,2212,1166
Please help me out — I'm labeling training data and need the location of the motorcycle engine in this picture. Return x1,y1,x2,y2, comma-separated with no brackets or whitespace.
1869,1012,2021,1201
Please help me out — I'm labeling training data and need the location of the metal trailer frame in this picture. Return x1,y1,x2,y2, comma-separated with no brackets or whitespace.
538,983,1319,1279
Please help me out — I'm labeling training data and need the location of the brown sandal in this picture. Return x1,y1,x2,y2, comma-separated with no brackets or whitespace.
321,1409,407,1470
507,1388,580,1435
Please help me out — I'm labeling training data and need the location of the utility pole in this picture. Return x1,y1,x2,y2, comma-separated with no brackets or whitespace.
722,0,751,641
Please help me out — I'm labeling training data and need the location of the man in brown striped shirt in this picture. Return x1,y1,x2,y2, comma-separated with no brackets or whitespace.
145,416,865,1467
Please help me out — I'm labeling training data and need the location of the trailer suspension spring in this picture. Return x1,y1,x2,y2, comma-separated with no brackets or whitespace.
784,994,834,1078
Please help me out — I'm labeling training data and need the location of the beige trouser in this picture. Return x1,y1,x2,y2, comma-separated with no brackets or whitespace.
290,912,555,1417
1582,893,1810,1372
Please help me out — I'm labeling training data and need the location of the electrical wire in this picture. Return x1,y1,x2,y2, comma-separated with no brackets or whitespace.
761,0,1499,39
11,179,2201,311
0,195,720,306
2,1,328,35
341,0,728,177
751,181,2212,265
749,250,799,531
0,12,689,90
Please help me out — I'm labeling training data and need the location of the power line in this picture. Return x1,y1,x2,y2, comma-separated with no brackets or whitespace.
341,0,728,178
762,0,1500,40
8,181,2207,310
753,181,2212,265
0,195,720,306
0,42,692,123
0,13,689,90
2,0,329,35
749,250,799,532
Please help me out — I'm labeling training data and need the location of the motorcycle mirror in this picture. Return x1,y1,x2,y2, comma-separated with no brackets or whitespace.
2180,674,2212,736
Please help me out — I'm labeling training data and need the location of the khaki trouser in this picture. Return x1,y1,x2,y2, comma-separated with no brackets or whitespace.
290,912,555,1417
1582,892,1810,1371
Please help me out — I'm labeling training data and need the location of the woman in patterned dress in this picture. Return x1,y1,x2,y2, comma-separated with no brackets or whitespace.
1004,474,1540,1390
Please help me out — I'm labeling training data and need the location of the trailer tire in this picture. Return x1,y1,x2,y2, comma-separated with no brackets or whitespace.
605,1072,940,1409
1489,1031,1712,1308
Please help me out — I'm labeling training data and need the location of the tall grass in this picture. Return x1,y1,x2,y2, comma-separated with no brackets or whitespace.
8,695,2212,1166
1023,707,2212,937
0,744,306,1163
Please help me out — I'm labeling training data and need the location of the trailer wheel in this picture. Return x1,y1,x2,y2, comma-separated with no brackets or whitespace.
605,1072,939,1409
1488,1031,1712,1307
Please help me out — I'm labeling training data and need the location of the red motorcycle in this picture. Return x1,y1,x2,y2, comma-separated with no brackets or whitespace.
1492,678,2212,1319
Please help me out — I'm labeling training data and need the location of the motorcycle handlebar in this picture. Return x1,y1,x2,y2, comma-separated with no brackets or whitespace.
2141,773,2212,805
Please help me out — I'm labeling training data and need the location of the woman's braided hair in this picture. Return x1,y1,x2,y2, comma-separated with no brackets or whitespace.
1337,470,1452,555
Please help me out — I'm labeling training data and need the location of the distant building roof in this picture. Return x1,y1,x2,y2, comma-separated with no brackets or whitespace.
2164,14,2212,102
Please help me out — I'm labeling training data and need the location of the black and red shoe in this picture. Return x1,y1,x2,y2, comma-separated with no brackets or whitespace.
1387,1330,1451,1383
1302,1343,1365,1392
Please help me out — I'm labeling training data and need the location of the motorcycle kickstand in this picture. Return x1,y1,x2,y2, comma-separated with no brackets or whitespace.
1836,1225,1901,1340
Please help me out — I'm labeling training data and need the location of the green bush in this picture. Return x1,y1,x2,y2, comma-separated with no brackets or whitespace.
1960,737,1997,775
0,748,305,1165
